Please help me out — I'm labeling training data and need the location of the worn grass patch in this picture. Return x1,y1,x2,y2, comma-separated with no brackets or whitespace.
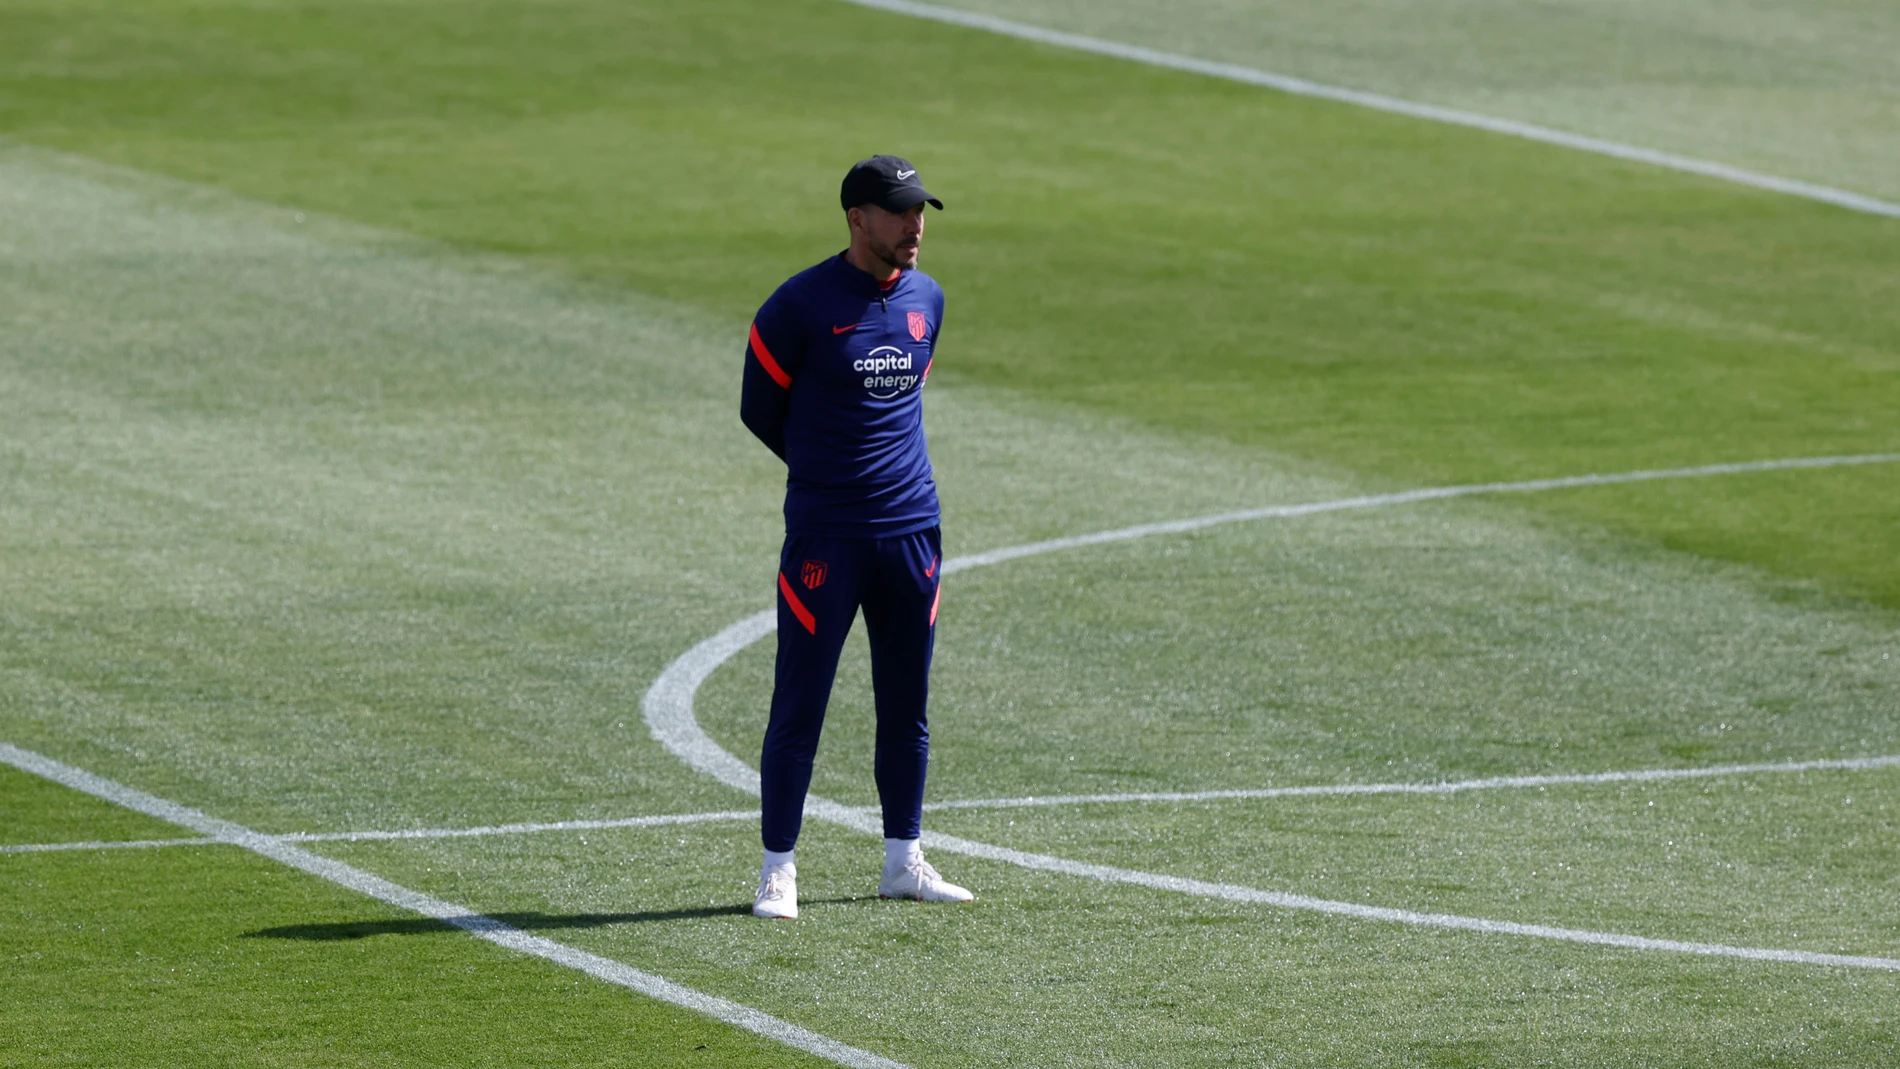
1,0,1895,604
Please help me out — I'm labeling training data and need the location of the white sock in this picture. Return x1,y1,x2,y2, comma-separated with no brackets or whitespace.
884,837,922,873
763,849,795,876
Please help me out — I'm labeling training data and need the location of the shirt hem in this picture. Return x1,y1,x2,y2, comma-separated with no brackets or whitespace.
784,515,941,540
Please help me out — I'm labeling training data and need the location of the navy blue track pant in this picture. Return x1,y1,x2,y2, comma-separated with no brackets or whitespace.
760,526,941,853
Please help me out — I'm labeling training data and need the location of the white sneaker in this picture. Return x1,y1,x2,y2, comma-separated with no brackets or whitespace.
753,866,798,919
879,857,974,903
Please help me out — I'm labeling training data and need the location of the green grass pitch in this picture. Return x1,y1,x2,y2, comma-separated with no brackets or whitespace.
2,0,1898,1066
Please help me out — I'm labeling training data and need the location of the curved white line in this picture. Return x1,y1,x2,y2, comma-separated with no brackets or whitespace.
644,453,1900,971
645,609,778,797
834,0,1900,220
942,453,1900,574
0,743,908,1069
916,827,1900,971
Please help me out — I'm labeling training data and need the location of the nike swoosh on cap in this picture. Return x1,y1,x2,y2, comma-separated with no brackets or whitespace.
897,170,916,179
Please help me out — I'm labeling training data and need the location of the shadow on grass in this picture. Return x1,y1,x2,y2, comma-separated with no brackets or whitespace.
245,899,876,940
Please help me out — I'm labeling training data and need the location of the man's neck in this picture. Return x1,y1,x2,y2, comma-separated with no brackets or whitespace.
843,244,901,283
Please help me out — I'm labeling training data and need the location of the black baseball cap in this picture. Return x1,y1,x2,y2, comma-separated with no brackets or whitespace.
840,155,944,213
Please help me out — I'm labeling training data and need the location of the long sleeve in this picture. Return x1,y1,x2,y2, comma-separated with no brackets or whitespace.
740,291,804,461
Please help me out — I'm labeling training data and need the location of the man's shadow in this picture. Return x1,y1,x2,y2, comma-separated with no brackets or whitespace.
245,898,876,941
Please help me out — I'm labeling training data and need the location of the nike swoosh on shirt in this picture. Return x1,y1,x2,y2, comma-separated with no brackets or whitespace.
832,323,859,334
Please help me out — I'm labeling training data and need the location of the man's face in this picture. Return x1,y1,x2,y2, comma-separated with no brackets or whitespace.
853,202,926,271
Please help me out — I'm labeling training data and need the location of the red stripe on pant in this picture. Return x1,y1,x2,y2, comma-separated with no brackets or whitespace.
929,581,941,626
778,571,817,634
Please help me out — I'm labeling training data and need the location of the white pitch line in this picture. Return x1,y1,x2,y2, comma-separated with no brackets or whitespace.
276,808,759,843
0,812,761,855
0,836,216,854
0,743,908,1069
2,810,760,855
833,0,1900,220
917,827,1900,971
920,754,1900,812
645,452,1900,971
943,453,1900,575
15,752,1900,855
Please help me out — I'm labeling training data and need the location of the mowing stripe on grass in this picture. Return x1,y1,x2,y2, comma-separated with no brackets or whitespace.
0,744,908,1069
646,453,1900,971
835,0,1900,220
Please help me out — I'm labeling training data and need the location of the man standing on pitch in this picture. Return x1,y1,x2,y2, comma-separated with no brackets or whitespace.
739,156,973,919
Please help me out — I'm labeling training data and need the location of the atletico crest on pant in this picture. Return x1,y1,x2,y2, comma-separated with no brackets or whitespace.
801,559,828,589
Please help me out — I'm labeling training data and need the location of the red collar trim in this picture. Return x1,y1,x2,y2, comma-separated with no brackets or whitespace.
835,253,904,291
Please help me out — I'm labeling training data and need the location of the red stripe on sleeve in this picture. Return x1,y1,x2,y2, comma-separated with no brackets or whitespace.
749,323,792,389
779,572,817,634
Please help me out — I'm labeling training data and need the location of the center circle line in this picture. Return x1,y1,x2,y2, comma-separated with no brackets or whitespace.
641,453,1900,970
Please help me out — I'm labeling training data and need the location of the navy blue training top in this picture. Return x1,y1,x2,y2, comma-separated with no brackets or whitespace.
740,253,944,538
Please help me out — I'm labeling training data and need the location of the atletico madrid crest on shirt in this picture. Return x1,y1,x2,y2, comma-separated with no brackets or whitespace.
907,311,928,342
802,560,828,590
